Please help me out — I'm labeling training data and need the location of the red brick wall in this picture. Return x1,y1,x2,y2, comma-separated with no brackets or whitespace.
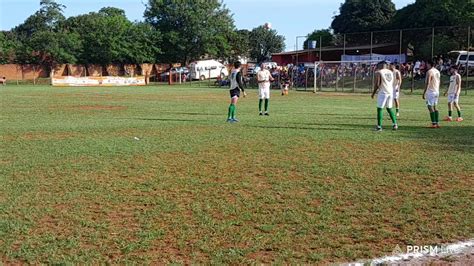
0,64,49,80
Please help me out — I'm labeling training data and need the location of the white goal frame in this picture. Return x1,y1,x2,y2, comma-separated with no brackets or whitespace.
313,60,381,93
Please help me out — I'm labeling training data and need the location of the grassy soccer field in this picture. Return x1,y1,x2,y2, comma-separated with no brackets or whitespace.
1,85,473,264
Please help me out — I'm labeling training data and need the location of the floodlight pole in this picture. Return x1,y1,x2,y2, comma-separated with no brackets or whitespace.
431,27,435,59
295,35,307,66
319,36,323,61
399,30,403,64
370,32,373,60
342,34,346,91
295,35,307,90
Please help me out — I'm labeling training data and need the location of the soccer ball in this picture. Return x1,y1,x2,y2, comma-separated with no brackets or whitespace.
264,22,272,30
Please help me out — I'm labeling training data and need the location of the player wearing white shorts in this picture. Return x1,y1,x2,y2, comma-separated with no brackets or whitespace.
423,60,441,128
443,65,463,122
371,61,398,131
256,65,274,116
390,63,402,117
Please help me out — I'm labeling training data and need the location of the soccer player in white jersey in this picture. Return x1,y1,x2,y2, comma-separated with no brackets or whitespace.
423,60,441,128
227,61,246,123
371,61,398,132
256,64,274,116
443,65,463,122
390,63,402,117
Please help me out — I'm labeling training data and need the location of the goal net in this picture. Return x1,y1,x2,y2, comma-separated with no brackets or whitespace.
313,60,381,93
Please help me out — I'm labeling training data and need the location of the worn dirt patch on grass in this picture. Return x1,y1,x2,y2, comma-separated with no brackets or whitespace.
74,105,128,111
3,131,79,141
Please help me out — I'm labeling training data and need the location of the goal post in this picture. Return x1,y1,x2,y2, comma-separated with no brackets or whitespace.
314,60,381,93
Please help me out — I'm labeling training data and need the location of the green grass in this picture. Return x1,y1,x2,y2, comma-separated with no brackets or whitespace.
1,85,473,264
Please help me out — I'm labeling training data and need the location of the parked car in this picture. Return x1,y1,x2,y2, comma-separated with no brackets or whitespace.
189,60,229,80
160,67,189,80
455,51,474,76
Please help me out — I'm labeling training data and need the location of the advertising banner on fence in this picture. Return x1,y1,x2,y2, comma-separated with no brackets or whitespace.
341,54,407,64
52,76,146,87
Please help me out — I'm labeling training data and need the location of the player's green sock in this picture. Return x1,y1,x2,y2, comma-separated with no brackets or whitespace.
457,110,462,117
264,99,269,112
231,104,236,119
396,108,399,113
448,110,452,117
429,112,435,124
387,108,397,125
228,104,236,119
434,111,439,124
228,104,233,119
259,99,263,112
377,108,383,127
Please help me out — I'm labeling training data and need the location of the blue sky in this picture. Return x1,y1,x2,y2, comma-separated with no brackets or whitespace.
0,0,415,51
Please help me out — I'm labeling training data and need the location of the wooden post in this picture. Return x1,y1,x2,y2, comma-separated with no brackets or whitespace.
168,69,172,85
466,26,471,95
353,67,356,93
33,65,36,85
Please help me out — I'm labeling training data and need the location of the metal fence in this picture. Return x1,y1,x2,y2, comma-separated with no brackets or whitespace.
290,25,473,94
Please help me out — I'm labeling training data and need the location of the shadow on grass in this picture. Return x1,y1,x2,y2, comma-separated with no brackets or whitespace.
326,122,473,153
316,113,427,122
131,118,197,122
161,112,223,116
245,124,347,131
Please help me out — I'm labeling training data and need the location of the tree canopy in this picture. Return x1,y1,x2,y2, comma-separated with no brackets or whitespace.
331,0,396,34
304,29,335,49
144,0,235,64
249,26,285,63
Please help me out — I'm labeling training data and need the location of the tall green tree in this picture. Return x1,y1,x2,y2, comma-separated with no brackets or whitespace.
304,29,335,49
249,26,285,63
65,7,160,65
228,29,251,62
331,0,396,34
391,0,474,59
12,0,81,75
13,0,66,38
144,0,235,64
123,22,161,64
391,0,474,29
0,31,18,64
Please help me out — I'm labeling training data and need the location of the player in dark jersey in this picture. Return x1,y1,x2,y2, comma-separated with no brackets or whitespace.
227,61,246,123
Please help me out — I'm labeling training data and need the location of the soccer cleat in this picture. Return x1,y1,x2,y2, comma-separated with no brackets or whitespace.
456,117,464,122
231,118,240,123
226,118,233,123
374,126,383,132
259,112,263,116
427,124,438,129
264,112,270,116
392,124,398,131
443,116,453,122
435,124,441,129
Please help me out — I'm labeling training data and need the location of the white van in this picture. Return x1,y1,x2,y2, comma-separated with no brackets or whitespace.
456,51,474,66
261,62,278,69
455,51,474,76
189,60,229,80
